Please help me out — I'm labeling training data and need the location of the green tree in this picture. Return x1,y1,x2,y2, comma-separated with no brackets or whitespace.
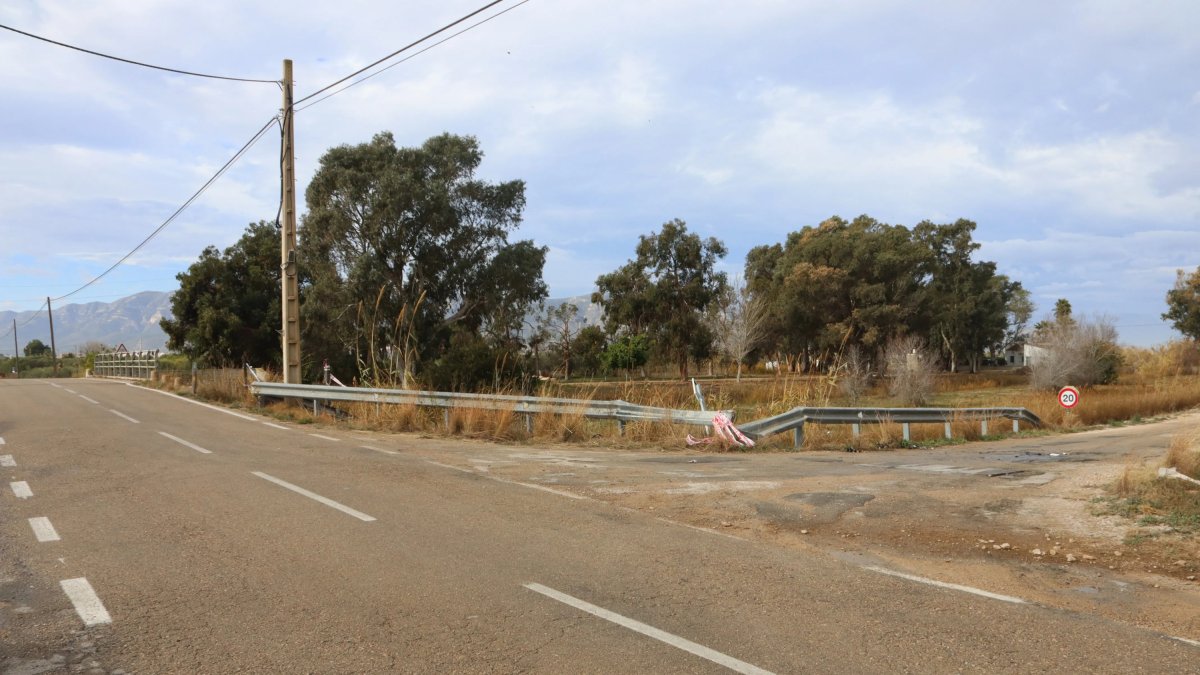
915,219,1018,372
300,132,546,387
601,333,650,378
572,326,607,377
160,221,281,367
594,219,727,379
1163,266,1200,341
23,339,49,357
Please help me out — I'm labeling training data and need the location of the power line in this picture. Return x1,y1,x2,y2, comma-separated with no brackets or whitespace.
0,23,278,84
294,0,511,106
0,299,48,341
50,116,280,304
296,0,531,113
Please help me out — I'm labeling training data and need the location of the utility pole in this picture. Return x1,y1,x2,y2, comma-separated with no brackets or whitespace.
46,296,58,377
280,59,302,384
11,319,18,378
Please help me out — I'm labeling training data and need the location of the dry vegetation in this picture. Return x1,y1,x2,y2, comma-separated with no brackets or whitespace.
1108,432,1200,536
144,350,1200,452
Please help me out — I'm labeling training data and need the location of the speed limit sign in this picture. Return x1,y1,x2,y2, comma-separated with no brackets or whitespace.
1058,386,1080,409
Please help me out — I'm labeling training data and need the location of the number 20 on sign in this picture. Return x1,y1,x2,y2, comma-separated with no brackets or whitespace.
1058,386,1080,409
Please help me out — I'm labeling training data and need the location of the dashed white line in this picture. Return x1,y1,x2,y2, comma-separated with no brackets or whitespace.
361,445,401,456
524,583,775,675
63,388,78,394
130,382,258,420
108,409,140,424
48,383,62,389
0,436,5,444
656,517,745,542
423,459,474,474
158,431,213,455
309,433,340,442
0,454,14,467
10,481,33,499
79,395,100,405
863,566,1026,604
263,422,289,430
250,471,377,522
60,578,112,626
29,517,61,542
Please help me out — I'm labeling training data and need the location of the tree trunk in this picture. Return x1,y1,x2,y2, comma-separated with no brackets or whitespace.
736,360,743,382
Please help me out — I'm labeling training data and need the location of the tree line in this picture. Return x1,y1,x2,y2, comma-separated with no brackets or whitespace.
161,131,1196,391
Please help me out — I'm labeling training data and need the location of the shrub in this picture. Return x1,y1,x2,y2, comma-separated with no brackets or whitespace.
1030,317,1122,390
883,336,938,406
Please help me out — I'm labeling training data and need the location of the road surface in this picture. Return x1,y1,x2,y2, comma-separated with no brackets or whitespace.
1,378,1197,673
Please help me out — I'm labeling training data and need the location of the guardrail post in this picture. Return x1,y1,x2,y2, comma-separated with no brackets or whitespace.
1012,419,1019,433
852,423,860,437
792,424,804,449
902,423,911,442
981,419,989,436
443,408,451,431
617,419,626,436
944,422,952,440
524,413,533,435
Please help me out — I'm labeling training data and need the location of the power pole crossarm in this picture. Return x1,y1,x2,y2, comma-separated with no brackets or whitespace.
280,59,302,384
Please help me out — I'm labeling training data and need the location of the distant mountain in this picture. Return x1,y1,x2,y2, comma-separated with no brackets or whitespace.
0,291,173,355
541,295,605,328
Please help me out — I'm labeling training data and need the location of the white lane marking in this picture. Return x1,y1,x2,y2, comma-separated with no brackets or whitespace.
63,388,78,394
130,383,258,421
29,517,61,542
60,578,112,626
524,583,775,675
108,409,140,424
1171,636,1200,648
361,445,401,456
79,395,100,405
0,436,5,444
309,433,340,442
422,459,587,500
10,481,33,499
48,383,62,389
158,431,213,455
0,454,14,467
656,517,745,542
263,422,289,430
250,471,377,522
864,566,1026,604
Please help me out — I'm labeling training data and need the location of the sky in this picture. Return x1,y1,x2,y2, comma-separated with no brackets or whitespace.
1,0,1198,347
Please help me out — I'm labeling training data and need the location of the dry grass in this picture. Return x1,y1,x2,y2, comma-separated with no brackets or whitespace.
1109,432,1200,534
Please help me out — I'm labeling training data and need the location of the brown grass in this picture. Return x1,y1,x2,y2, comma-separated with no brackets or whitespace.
1109,432,1200,535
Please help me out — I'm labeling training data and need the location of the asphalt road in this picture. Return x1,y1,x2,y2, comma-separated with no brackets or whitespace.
1,378,1197,673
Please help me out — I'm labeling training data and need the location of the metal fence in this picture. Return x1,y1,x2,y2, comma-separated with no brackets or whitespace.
738,405,1043,448
249,380,723,433
92,350,159,380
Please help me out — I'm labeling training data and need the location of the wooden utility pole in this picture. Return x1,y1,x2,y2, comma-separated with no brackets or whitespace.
280,59,302,383
46,297,58,377
11,319,18,378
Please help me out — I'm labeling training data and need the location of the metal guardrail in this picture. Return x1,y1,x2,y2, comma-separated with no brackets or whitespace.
738,406,1043,448
249,381,725,432
92,350,159,380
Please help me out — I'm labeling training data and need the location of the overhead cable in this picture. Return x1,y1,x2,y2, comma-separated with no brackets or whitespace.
0,299,48,340
0,23,278,84
51,116,280,303
296,0,530,112
294,0,510,106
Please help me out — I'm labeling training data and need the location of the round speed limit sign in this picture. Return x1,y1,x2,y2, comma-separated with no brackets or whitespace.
1058,386,1080,409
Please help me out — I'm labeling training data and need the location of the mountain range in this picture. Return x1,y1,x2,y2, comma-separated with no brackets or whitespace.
0,291,604,357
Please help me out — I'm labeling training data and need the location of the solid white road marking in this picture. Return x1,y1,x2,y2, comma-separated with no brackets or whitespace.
0,454,15,467
263,422,289,430
362,445,401,456
309,433,340,442
0,436,5,444
250,471,377,522
29,517,61,542
79,395,100,404
48,383,62,389
10,481,33,499
1171,636,1200,648
864,566,1026,604
109,409,140,424
422,459,587,500
63,388,77,394
158,431,213,455
130,383,259,420
524,583,775,675
59,578,112,626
